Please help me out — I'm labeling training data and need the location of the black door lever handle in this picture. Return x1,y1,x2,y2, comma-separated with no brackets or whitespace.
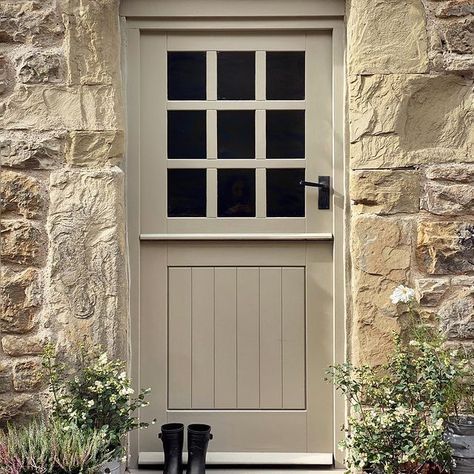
299,176,330,210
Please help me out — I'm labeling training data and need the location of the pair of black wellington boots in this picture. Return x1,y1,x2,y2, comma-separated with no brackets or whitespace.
159,423,213,474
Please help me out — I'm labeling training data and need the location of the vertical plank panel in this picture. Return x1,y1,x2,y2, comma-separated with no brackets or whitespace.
237,268,260,408
282,267,306,408
259,267,283,408
168,267,192,408
191,268,215,408
214,267,237,408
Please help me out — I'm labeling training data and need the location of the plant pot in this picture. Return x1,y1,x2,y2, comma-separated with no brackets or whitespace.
445,416,474,474
100,459,126,474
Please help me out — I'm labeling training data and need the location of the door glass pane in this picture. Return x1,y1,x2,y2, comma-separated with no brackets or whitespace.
267,169,305,217
168,52,206,100
217,52,255,100
218,169,255,217
168,110,206,159
168,169,206,217
266,110,305,158
266,52,305,100
217,110,255,159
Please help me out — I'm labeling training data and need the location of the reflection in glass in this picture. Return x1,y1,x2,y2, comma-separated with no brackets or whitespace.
266,169,305,217
168,110,206,159
217,110,255,159
168,52,206,100
168,169,206,217
218,169,255,217
266,52,305,100
266,110,305,159
217,52,255,100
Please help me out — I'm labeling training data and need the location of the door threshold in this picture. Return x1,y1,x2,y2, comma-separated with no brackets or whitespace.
130,470,345,473
139,452,333,466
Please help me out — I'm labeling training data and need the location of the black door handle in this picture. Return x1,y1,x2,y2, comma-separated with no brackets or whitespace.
299,176,330,210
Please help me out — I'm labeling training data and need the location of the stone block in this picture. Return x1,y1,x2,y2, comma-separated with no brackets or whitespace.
422,181,474,215
0,268,39,334
1,133,65,169
67,130,124,166
0,366,12,394
426,164,474,182
63,0,121,85
0,220,46,265
442,17,474,55
0,394,32,423
13,360,43,392
0,170,45,219
417,221,474,274
416,278,450,306
17,51,63,84
350,74,473,168
0,2,64,46
0,85,122,131
351,216,412,279
436,1,474,18
46,168,127,359
440,291,474,340
351,170,420,214
2,335,45,357
348,0,429,74
0,54,14,97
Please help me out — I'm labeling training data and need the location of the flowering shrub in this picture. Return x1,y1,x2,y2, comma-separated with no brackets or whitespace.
43,345,151,457
328,285,469,474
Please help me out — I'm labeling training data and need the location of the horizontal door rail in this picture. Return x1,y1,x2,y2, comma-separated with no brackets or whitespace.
140,233,333,241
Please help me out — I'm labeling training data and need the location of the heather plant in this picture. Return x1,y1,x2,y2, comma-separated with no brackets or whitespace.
43,344,151,458
0,418,112,474
328,285,469,474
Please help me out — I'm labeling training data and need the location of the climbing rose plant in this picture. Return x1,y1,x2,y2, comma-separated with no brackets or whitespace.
328,285,468,474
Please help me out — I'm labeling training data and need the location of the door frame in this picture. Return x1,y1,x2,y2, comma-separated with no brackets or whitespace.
122,2,346,469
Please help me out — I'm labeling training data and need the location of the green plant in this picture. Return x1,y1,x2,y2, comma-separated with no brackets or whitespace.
43,344,151,457
328,285,468,474
0,418,112,474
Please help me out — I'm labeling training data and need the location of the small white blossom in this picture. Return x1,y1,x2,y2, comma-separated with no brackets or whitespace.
86,399,94,407
390,285,415,304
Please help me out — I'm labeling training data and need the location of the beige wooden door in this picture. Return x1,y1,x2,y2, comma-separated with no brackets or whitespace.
136,30,336,465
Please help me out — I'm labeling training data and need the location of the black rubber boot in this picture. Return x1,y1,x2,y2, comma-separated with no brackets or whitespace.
159,423,184,474
186,424,213,474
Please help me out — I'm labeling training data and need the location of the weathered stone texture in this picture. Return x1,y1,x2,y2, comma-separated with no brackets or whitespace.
422,181,474,215
348,0,429,74
351,170,420,214
0,268,40,334
1,133,65,169
13,360,43,392
1,220,46,266
440,290,474,340
0,85,121,130
46,168,127,358
67,130,124,167
17,51,63,84
2,336,46,357
416,278,450,306
417,221,474,274
0,170,45,219
350,74,473,169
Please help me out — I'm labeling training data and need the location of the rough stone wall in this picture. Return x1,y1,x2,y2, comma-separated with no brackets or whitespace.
0,0,126,421
348,0,474,365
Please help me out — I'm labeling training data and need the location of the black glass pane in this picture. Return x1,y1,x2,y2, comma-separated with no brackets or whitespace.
218,169,255,217
267,169,305,217
168,52,206,100
168,111,206,159
266,110,305,159
217,52,255,100
218,110,255,159
266,52,305,100
168,169,206,217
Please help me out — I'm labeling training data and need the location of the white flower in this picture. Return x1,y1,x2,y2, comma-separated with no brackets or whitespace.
86,399,94,407
390,285,415,304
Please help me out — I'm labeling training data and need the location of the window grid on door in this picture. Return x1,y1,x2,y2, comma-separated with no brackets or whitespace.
166,49,306,220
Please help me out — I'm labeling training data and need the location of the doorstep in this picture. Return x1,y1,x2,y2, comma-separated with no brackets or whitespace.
128,470,346,473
